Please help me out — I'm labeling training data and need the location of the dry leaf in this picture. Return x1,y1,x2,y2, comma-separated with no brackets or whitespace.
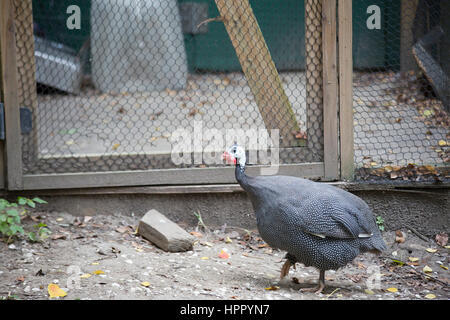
140,281,150,287
408,257,419,262
225,236,232,244
80,273,92,279
201,257,209,260
423,266,433,273
425,294,436,299
265,286,280,291
439,265,448,270
426,248,438,253
218,250,230,259
48,284,67,298
16,276,25,282
435,233,448,247
190,231,203,238
386,287,398,293
51,234,66,240
112,143,120,151
92,270,105,275
91,262,100,265
438,140,447,147
364,289,375,295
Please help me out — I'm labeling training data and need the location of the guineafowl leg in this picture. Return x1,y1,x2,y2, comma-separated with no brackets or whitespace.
280,253,297,279
300,270,325,294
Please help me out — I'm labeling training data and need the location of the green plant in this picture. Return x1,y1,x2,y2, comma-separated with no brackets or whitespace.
376,216,385,232
193,211,208,232
0,197,48,243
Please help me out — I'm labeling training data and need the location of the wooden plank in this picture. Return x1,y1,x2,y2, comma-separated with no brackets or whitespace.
214,0,303,147
338,0,354,181
22,162,325,190
0,0,23,190
400,0,419,72
13,0,38,165
322,0,339,180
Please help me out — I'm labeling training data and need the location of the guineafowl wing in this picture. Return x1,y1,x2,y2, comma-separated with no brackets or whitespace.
279,193,375,240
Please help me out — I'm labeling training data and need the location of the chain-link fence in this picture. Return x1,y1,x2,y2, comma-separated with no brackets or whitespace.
11,0,324,177
353,0,450,182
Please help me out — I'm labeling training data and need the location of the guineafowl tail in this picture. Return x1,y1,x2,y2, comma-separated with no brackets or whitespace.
360,235,387,254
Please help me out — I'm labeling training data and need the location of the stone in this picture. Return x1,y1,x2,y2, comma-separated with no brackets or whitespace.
138,209,195,252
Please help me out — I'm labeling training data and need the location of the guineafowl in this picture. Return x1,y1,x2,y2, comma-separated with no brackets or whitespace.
223,144,386,293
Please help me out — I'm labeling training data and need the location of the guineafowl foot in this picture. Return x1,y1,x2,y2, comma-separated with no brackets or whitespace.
299,270,325,294
280,253,297,279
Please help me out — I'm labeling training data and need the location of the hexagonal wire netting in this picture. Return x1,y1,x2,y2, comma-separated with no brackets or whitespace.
12,1,450,182
14,0,324,176
352,0,449,181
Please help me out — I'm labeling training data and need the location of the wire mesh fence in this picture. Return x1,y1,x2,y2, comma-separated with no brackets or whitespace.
352,0,450,182
9,0,450,184
12,0,323,176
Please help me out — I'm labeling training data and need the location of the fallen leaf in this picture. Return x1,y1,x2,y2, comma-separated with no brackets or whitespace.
112,143,120,151
439,265,448,270
140,281,150,287
425,294,436,299
51,234,66,240
435,233,448,247
91,262,100,265
225,236,232,244
408,257,419,262
48,284,67,298
364,289,375,295
115,226,130,234
56,217,64,222
386,287,398,293
423,266,433,273
201,241,214,247
80,273,92,279
264,286,280,291
218,250,230,259
190,231,203,238
438,140,447,147
395,230,406,243
16,276,25,282
83,216,93,223
426,248,438,253
201,257,209,260
92,270,105,275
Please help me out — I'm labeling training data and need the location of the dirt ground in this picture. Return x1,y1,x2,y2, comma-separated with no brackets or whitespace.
0,210,448,300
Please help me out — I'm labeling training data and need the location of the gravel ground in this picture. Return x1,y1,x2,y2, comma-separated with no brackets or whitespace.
0,211,448,300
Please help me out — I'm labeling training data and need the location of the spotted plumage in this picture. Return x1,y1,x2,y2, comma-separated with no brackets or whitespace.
223,145,387,293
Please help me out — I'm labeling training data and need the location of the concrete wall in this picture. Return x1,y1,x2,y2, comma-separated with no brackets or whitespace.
38,187,449,237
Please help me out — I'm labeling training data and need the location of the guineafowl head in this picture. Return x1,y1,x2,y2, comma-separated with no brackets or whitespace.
223,144,246,168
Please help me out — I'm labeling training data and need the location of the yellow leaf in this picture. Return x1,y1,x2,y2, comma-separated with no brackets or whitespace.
386,287,398,293
425,294,436,299
445,245,450,249
92,270,105,275
370,161,378,167
112,143,120,150
426,248,438,253
438,140,447,147
408,257,419,262
423,266,433,273
201,257,209,260
140,281,150,287
365,289,375,295
439,265,448,270
91,262,100,265
80,273,92,279
225,236,232,243
48,284,67,298
265,286,280,291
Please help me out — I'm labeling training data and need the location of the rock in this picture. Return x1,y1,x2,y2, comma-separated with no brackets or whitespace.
138,209,195,252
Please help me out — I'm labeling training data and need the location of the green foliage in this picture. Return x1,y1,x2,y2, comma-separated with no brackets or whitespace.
0,197,48,243
376,216,385,232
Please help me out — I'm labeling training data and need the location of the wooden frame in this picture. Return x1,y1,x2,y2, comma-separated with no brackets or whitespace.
1,0,351,191
322,0,339,180
338,0,354,180
22,163,324,190
0,0,23,190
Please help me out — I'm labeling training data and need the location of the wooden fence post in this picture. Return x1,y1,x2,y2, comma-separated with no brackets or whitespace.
0,0,23,190
338,0,354,180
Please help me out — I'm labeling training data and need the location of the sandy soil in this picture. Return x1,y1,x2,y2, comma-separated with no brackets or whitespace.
0,211,448,300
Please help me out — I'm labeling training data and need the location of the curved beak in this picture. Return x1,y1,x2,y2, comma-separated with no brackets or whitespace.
222,151,236,165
